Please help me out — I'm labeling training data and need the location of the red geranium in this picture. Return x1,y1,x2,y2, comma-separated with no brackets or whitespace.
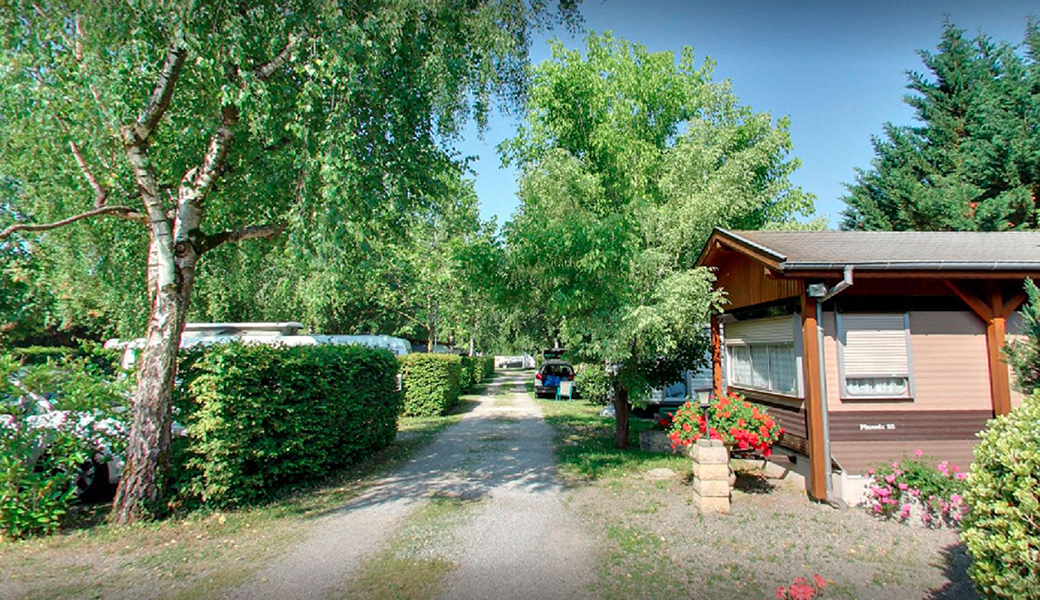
668,392,783,456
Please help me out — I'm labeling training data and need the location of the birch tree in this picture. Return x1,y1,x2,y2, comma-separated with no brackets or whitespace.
0,0,579,522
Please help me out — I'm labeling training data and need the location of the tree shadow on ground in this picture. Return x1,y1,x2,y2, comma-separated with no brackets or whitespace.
925,542,979,600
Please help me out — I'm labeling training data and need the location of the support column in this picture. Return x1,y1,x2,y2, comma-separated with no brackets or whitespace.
986,289,1012,416
800,295,828,501
710,314,724,399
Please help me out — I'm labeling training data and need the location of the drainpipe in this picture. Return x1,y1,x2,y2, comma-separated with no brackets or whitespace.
814,265,853,504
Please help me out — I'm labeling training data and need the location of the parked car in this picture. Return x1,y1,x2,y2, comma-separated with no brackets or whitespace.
534,359,575,398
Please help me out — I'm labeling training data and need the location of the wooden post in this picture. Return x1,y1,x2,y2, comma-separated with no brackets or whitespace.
800,295,828,501
986,287,1012,416
710,314,724,399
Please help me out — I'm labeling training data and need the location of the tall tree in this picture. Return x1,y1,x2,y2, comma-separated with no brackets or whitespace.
842,19,1040,231
0,0,579,522
502,33,813,446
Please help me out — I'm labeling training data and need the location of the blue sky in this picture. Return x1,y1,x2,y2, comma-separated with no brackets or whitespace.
456,0,1038,228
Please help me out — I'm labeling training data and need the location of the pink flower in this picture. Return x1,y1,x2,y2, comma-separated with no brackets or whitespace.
813,574,826,589
777,587,786,599
950,494,962,505
914,449,924,458
938,461,949,476
885,474,897,484
900,504,912,518
898,482,909,491
956,472,967,481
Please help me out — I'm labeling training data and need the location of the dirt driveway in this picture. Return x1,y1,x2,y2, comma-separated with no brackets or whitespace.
231,370,597,600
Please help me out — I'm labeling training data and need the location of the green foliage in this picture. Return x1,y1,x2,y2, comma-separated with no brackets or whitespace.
866,453,968,527
458,356,495,390
0,352,129,539
500,33,811,399
1007,279,1040,395
666,394,782,456
397,354,463,417
962,392,1040,599
0,0,581,341
842,19,1040,231
574,362,612,405
174,343,401,509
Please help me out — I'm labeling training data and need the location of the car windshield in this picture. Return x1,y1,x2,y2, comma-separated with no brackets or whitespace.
542,364,573,377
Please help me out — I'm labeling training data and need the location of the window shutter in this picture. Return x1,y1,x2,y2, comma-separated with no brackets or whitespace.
724,316,795,345
841,314,909,377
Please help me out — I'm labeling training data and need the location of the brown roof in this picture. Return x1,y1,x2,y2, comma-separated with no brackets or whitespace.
707,229,1040,272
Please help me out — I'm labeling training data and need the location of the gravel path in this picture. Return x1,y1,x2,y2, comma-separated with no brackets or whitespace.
232,371,595,600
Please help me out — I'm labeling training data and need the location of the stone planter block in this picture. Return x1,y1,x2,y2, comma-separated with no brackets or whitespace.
690,440,728,465
638,430,685,455
693,492,730,513
692,462,730,481
693,477,731,498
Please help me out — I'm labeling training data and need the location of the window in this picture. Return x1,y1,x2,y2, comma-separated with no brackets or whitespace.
838,313,913,399
725,316,800,396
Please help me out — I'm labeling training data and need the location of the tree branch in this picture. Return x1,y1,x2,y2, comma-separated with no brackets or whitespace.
256,33,304,81
0,206,145,240
198,223,287,254
69,141,108,207
133,44,187,142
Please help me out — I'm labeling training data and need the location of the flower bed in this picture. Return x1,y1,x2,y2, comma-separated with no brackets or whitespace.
667,392,783,456
864,450,968,528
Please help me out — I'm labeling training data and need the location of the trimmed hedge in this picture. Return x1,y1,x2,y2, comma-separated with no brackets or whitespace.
460,356,495,390
398,354,462,417
962,391,1040,599
174,342,401,508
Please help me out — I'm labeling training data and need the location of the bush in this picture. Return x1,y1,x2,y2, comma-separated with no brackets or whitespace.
397,354,462,417
1,353,128,539
961,392,1040,599
864,452,967,527
459,356,492,390
175,342,401,508
574,363,611,405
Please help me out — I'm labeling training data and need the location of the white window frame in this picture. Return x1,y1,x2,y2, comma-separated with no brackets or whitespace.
723,314,804,398
836,311,915,400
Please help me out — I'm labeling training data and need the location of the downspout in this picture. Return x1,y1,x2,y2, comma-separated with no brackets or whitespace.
816,265,853,505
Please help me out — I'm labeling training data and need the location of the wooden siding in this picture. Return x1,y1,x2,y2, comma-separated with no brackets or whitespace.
823,310,992,413
908,311,992,411
730,387,809,455
829,409,989,476
711,251,801,311
832,441,978,477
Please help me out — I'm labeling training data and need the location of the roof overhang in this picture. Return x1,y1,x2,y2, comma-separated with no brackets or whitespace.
696,228,1040,279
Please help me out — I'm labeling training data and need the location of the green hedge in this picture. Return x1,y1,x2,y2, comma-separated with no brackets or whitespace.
175,342,401,508
459,356,496,390
398,354,462,417
962,391,1040,599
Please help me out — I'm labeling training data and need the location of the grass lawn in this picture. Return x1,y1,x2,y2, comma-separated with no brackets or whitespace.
0,397,480,600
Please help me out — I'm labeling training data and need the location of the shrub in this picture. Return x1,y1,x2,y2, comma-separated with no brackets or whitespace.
667,392,783,457
574,363,612,405
459,356,492,390
1006,278,1040,395
397,354,462,417
1,353,128,539
864,452,967,527
961,392,1040,599
175,342,401,508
